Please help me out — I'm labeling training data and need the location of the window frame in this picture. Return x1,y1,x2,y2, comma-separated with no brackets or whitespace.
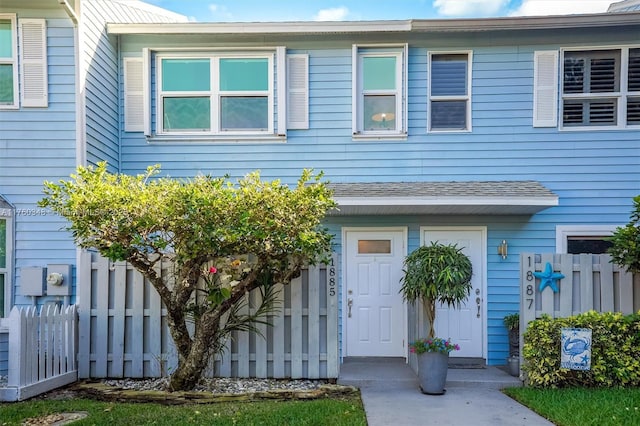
0,205,14,318
352,44,408,139
156,51,274,136
555,225,619,254
428,50,473,133
0,13,18,109
560,45,640,130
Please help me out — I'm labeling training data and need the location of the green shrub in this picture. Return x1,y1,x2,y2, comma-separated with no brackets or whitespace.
523,311,640,388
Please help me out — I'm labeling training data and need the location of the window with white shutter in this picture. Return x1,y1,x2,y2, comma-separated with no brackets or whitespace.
19,18,47,108
560,47,640,129
0,14,18,109
286,54,308,130
533,50,558,127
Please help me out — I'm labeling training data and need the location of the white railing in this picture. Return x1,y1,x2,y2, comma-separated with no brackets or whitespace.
0,304,77,401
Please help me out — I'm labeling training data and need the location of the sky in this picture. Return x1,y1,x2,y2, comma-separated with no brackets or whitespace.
142,0,617,22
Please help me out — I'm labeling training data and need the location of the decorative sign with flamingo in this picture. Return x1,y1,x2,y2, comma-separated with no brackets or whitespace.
561,328,592,370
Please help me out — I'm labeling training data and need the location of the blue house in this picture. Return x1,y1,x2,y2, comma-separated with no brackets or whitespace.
1,0,638,378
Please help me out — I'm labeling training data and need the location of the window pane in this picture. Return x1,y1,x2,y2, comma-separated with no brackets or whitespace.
563,99,617,126
162,59,210,91
163,97,210,131
220,58,268,91
358,240,391,254
0,19,12,58
363,57,396,91
431,54,467,96
0,219,6,268
564,50,619,94
220,96,268,130
363,95,396,130
629,48,640,92
431,100,467,130
0,64,13,104
628,97,640,125
567,238,612,254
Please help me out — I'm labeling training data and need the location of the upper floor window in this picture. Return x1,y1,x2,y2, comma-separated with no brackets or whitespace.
562,47,640,128
0,14,18,109
352,45,407,138
429,52,472,132
157,53,273,135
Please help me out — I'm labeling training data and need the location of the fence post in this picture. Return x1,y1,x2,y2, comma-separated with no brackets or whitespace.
7,306,23,388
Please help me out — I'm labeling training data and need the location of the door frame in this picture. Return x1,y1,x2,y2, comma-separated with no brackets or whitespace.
341,226,409,359
420,226,488,360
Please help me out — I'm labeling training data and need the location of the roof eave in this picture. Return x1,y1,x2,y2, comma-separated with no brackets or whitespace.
106,12,640,36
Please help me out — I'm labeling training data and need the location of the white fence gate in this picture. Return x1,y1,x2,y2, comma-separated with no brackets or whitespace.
0,305,78,401
77,251,339,380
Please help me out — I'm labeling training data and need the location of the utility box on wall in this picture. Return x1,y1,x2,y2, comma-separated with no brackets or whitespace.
46,264,72,296
20,267,45,296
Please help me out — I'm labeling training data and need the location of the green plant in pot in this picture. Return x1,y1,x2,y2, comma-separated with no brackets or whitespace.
400,242,473,395
503,312,520,377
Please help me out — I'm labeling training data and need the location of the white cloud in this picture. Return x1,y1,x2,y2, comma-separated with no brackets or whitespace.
314,7,350,21
208,3,233,20
433,0,509,16
510,0,612,16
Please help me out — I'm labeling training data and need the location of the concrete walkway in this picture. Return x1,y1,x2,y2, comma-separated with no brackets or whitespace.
338,358,554,426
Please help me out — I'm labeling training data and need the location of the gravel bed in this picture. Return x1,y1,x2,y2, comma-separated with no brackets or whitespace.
102,377,327,394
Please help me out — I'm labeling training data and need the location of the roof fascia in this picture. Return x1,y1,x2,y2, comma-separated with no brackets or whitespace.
334,196,559,207
107,12,640,36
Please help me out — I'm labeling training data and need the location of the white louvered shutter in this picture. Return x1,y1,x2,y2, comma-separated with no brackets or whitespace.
533,50,559,127
287,54,309,130
124,57,144,132
19,19,47,108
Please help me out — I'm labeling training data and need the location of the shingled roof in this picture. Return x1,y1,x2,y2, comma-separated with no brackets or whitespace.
328,181,558,215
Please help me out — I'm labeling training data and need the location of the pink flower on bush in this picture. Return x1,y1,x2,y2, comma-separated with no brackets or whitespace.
209,266,217,274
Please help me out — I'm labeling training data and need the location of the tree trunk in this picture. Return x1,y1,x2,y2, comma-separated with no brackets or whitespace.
168,318,219,391
423,299,436,339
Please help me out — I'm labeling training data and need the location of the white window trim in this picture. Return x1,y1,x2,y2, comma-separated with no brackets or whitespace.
428,50,473,133
560,45,640,131
352,44,408,140
0,207,14,318
156,51,275,136
555,225,619,254
0,13,18,109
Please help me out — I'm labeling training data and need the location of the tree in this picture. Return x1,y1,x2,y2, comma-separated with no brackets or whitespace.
609,195,640,274
39,163,336,391
399,242,473,339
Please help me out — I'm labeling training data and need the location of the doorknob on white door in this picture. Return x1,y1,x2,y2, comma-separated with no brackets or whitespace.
347,298,353,318
476,296,481,318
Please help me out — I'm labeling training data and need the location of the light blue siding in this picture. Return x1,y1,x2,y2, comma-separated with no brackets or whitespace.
0,9,78,312
115,26,639,366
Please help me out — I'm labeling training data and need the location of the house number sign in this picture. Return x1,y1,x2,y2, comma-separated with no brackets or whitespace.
328,257,337,297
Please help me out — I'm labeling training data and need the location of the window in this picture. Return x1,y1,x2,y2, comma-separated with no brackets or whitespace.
353,45,407,137
562,47,640,128
429,52,471,131
0,14,17,109
556,225,618,254
0,200,13,318
157,53,273,135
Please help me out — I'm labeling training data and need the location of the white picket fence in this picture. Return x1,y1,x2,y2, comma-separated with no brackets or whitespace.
77,251,339,380
0,305,78,401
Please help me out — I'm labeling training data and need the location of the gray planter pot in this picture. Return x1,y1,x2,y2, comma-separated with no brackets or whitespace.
507,356,520,377
417,351,449,395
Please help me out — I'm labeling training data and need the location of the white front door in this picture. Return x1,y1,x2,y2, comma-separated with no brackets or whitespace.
422,228,485,359
344,229,406,357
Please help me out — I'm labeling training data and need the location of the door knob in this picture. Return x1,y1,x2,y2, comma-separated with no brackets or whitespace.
476,297,481,318
348,298,353,318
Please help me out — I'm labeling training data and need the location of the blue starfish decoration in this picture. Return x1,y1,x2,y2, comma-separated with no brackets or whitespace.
533,262,564,293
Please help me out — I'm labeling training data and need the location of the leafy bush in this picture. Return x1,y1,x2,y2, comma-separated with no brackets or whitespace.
523,311,640,388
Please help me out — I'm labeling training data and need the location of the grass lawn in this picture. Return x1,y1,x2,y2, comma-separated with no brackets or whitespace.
504,387,640,426
0,394,367,426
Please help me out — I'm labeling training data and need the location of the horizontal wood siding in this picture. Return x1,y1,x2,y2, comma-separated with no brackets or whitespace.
0,12,77,311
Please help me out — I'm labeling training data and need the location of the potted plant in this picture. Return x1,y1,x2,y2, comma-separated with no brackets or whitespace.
503,312,520,377
400,242,473,395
